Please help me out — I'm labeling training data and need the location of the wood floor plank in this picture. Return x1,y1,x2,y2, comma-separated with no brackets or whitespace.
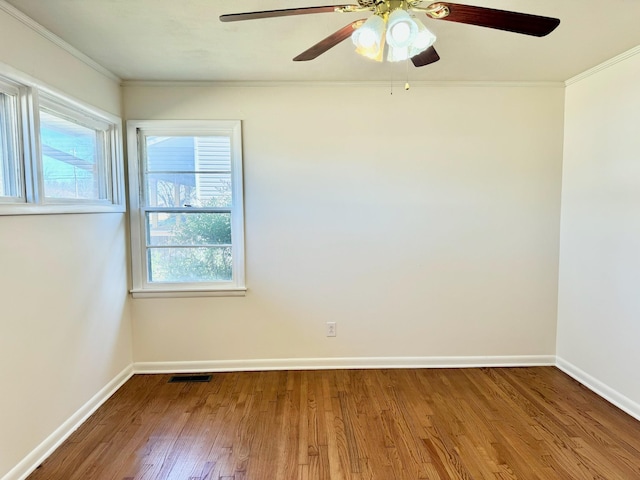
27,368,640,480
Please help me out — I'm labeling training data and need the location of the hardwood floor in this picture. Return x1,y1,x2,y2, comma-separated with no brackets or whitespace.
28,367,640,480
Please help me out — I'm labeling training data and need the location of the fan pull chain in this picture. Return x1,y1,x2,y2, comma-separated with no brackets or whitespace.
389,62,411,94
390,62,394,95
405,59,410,91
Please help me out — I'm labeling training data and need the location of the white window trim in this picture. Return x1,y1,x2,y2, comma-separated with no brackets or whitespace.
127,120,246,298
0,75,28,204
0,63,125,215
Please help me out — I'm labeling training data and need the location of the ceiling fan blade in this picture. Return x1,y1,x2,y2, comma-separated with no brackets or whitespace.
293,19,366,61
427,2,560,37
220,5,358,22
411,46,440,67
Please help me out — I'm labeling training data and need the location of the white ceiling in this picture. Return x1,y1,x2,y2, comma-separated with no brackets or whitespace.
5,0,640,82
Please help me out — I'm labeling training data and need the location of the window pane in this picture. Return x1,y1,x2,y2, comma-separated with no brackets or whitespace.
146,173,232,208
146,212,231,246
148,247,232,282
146,136,231,173
0,91,21,198
40,109,105,200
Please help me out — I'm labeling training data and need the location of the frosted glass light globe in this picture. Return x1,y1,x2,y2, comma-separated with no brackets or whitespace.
358,29,377,48
390,22,411,45
386,10,417,48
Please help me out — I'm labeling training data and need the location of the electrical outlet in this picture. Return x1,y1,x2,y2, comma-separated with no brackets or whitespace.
326,322,337,337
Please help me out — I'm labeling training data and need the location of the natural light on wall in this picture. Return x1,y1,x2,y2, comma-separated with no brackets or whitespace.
351,9,436,62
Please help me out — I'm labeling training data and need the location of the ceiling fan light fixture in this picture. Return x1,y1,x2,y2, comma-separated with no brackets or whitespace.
386,9,418,48
409,18,437,57
351,14,385,60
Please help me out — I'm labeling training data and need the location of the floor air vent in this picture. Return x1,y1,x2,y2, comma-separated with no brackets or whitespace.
168,374,212,383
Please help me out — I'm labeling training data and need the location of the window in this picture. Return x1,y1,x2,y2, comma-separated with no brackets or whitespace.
0,78,24,202
128,120,245,297
39,99,113,202
0,67,124,215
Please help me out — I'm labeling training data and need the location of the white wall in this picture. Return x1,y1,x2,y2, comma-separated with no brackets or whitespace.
124,83,565,366
0,4,119,112
0,6,132,479
557,51,640,416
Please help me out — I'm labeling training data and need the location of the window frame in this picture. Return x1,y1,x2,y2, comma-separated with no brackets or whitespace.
127,120,246,298
0,65,124,215
0,76,27,204
36,93,116,205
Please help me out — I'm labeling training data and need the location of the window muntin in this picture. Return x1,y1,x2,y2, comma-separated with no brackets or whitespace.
0,81,24,201
129,121,245,295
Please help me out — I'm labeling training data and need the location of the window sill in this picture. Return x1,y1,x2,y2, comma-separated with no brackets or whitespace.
130,287,247,299
0,203,125,216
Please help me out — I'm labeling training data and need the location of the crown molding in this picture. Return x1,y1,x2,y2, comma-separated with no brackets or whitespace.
565,44,640,86
0,0,120,83
121,79,565,89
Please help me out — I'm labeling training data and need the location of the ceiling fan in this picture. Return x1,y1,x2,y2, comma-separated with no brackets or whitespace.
220,1,560,67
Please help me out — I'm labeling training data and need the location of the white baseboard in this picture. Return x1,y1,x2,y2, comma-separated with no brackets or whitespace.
1,365,134,480
556,357,640,421
133,354,556,374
